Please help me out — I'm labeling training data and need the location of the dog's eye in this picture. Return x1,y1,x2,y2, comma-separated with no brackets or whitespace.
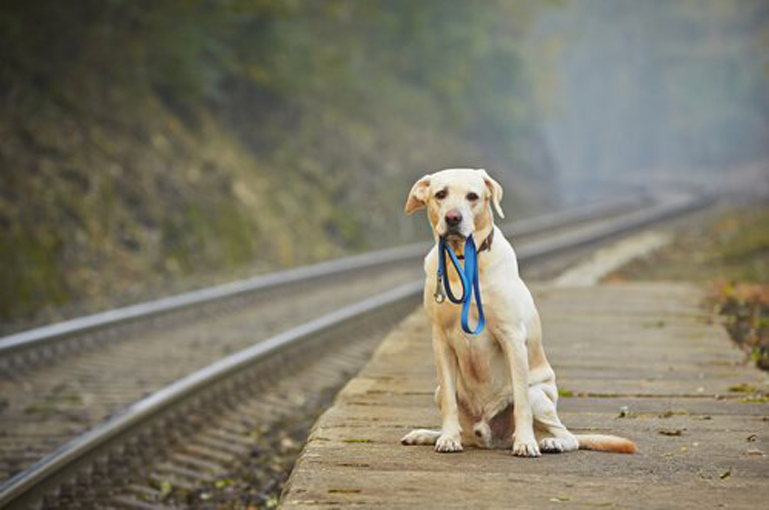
435,190,447,200
466,192,479,201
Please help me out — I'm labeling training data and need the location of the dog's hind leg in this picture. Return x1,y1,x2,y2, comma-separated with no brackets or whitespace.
401,429,441,445
530,386,578,453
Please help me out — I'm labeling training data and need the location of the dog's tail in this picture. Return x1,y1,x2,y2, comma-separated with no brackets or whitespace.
575,434,637,454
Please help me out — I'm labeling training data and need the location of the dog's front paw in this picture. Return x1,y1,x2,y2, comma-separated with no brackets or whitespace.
512,435,541,457
435,434,463,453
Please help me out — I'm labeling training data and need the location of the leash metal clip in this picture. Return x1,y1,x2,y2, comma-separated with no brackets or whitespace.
433,271,446,303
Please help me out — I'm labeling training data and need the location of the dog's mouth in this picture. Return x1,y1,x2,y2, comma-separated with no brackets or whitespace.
441,231,470,254
442,223,468,239
441,231,466,242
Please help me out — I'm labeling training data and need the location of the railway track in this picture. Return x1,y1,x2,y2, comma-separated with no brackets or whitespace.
0,194,648,484
0,192,709,508
0,193,648,365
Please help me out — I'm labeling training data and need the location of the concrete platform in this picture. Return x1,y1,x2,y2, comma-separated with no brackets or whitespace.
281,283,768,509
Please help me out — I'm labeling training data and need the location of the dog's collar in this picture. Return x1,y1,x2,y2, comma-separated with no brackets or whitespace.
456,229,494,260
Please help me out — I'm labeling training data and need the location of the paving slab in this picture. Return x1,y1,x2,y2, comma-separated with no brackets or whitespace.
281,283,768,509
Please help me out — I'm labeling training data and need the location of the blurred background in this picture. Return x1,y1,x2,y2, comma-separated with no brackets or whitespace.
0,0,767,330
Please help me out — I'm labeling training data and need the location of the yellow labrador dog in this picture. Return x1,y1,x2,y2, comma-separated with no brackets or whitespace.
401,168,636,456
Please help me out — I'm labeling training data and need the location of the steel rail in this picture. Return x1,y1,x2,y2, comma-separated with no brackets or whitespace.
0,191,710,508
515,192,708,262
0,284,422,508
0,194,649,360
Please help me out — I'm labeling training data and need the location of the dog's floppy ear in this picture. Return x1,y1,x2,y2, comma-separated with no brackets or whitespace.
478,169,504,219
404,174,432,215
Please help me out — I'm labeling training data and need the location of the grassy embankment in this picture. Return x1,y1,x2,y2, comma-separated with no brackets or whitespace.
0,1,558,331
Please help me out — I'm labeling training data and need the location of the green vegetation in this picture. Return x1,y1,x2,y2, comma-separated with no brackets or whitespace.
0,1,559,326
716,282,768,370
1,1,765,328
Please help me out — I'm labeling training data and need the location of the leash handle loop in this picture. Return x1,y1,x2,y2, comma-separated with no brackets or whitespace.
436,236,486,335
437,237,467,304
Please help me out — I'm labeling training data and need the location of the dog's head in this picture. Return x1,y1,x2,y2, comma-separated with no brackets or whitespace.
404,168,504,240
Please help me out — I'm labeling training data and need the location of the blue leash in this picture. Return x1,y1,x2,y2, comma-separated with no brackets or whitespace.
434,235,486,335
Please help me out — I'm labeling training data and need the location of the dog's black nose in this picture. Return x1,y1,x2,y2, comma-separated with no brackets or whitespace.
445,210,462,227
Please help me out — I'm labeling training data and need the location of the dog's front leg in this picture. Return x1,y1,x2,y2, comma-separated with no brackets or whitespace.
432,326,463,453
498,322,541,457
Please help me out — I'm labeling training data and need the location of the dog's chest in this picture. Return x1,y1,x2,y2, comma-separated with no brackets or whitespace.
447,330,503,384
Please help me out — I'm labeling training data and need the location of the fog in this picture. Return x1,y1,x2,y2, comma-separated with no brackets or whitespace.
529,0,768,200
